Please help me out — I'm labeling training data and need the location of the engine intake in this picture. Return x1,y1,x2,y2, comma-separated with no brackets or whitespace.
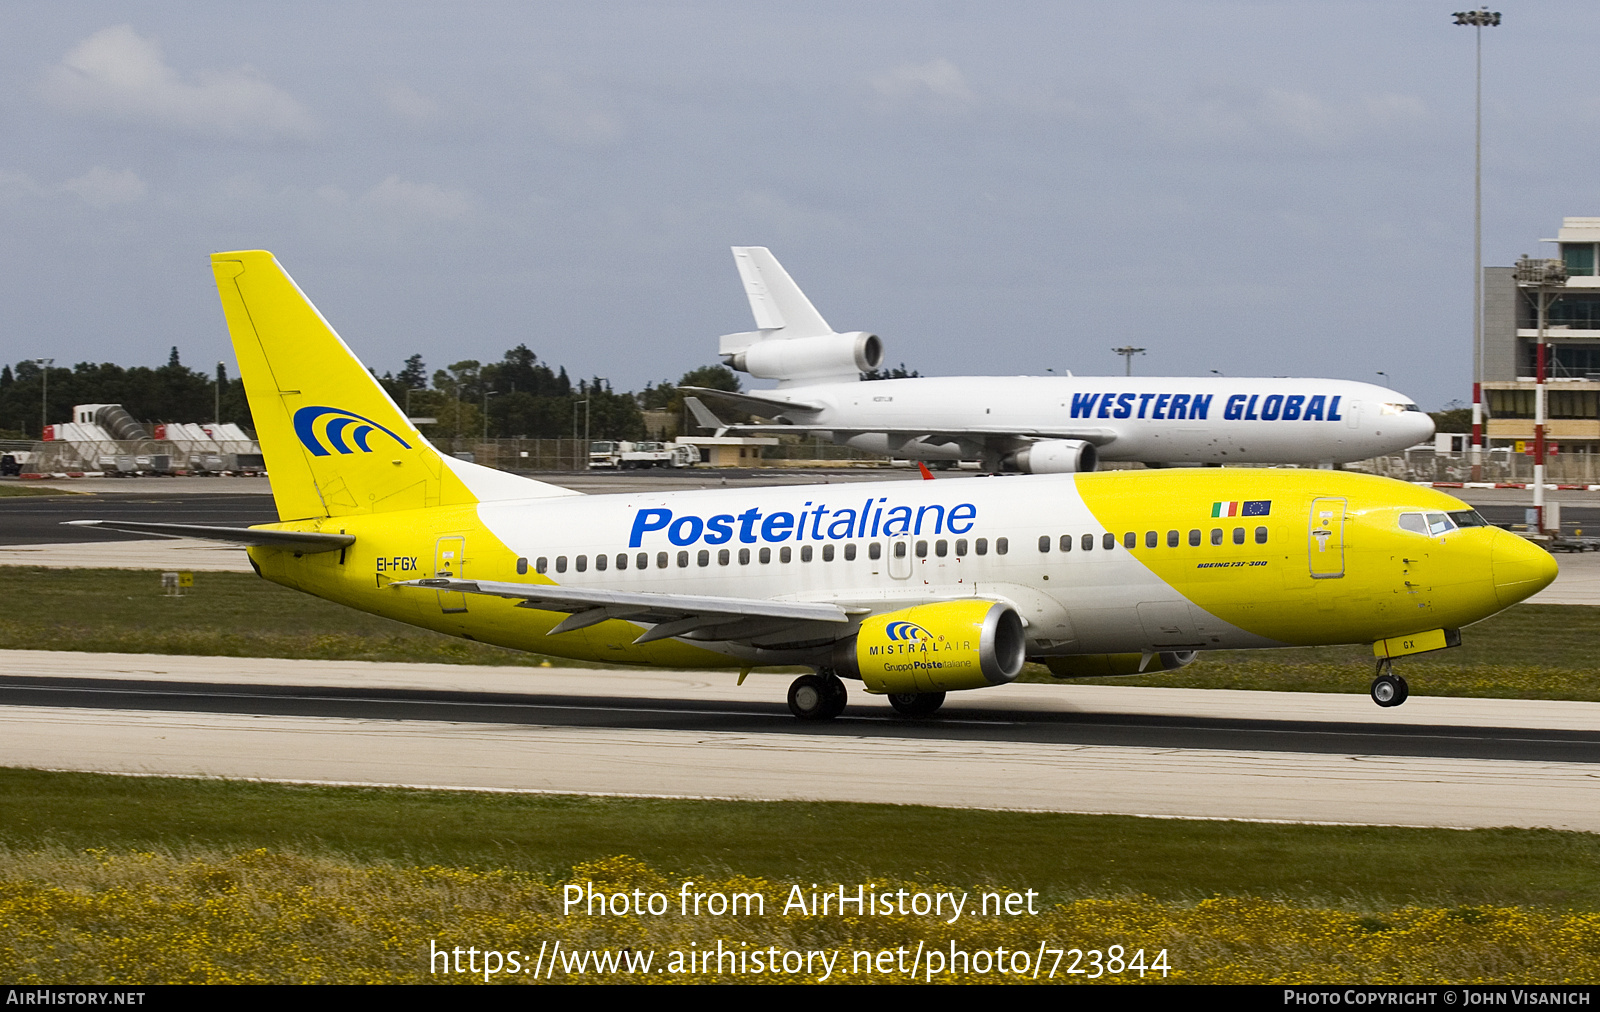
832,600,1025,694
728,332,882,383
1006,439,1098,474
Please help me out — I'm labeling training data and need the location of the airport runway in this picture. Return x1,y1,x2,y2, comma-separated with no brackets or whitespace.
2,651,1597,831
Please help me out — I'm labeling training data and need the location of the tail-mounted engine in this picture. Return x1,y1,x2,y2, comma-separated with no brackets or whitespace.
830,600,1026,694
726,332,883,383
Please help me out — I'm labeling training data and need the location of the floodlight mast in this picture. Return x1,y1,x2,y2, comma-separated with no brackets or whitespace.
1454,8,1502,479
1514,255,1566,533
1112,346,1146,377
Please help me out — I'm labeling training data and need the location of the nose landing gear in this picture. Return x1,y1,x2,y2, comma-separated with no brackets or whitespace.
788,671,848,720
1370,659,1409,708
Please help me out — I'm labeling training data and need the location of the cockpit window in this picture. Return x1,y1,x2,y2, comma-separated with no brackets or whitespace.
1449,509,1488,528
1398,513,1428,535
1425,512,1455,536
1380,402,1423,415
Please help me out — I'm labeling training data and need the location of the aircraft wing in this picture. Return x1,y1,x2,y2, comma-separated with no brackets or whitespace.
713,422,1121,446
395,577,865,645
678,386,825,417
64,520,354,553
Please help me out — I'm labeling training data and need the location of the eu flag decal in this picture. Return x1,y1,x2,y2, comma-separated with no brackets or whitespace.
1211,500,1272,517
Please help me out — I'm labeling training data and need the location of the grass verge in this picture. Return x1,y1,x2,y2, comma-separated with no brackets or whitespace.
2,770,1598,984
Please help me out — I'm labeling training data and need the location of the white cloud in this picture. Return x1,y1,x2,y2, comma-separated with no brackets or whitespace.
527,72,623,145
362,175,472,221
870,59,976,113
58,166,146,207
377,81,441,124
39,25,317,140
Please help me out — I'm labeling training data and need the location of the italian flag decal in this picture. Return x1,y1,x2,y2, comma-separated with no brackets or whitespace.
1211,500,1272,517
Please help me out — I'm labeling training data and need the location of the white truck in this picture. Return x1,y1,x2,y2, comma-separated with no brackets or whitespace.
588,440,699,469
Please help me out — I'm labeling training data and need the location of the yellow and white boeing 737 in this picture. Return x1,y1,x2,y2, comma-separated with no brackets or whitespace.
74,251,1559,720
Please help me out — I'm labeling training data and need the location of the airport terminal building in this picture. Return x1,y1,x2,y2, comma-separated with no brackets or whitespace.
1483,216,1600,458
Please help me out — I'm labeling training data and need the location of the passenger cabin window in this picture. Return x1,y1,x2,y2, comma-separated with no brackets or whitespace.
801,545,813,562
1167,530,1179,548
1038,535,1051,553
555,556,567,573
1081,533,1094,551
1232,528,1245,545
760,547,772,563
636,553,647,570
595,554,607,571
936,539,948,557
1188,529,1201,547
718,549,730,565
1123,532,1136,549
780,546,792,563
739,548,751,565
656,552,668,569
1145,531,1157,549
1210,529,1223,546
576,555,588,572
954,539,967,556
697,550,709,567
616,553,627,570
975,538,988,556
1059,535,1072,552
870,542,883,560
1102,533,1115,550
893,542,907,558
516,557,528,575
823,544,835,561
535,557,548,574
677,551,689,568
915,540,927,557
844,544,857,561
996,537,1009,555
1255,526,1268,544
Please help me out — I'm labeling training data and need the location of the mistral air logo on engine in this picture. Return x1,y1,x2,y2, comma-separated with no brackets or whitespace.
627,498,979,548
293,406,413,457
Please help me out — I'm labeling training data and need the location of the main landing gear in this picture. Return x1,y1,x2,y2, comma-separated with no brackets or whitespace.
888,691,947,717
1370,659,1409,708
788,672,848,721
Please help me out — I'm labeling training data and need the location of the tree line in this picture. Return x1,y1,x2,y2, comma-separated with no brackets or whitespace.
0,345,745,443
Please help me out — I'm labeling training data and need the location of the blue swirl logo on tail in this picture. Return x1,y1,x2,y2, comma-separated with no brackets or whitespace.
293,406,412,457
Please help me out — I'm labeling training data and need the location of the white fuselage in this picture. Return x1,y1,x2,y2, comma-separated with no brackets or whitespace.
748,375,1434,466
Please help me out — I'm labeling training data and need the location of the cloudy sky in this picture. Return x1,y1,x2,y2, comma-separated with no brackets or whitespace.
0,2,1593,408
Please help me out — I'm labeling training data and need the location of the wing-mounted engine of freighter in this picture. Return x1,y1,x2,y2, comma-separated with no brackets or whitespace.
1005,438,1100,474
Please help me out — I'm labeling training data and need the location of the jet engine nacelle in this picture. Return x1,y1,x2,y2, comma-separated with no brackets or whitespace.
1007,439,1099,474
1041,650,1196,679
830,600,1025,694
728,332,883,383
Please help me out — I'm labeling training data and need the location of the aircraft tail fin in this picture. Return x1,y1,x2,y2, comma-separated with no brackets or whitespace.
720,247,835,355
210,250,578,522
683,396,727,433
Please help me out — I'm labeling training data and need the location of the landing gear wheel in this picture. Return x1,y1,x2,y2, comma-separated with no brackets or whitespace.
888,690,947,717
1371,672,1409,707
789,673,847,721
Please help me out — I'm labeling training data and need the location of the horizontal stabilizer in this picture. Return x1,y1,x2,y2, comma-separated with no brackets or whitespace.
65,519,354,553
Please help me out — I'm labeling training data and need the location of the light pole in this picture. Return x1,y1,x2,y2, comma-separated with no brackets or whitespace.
1112,346,1145,376
482,390,498,440
1514,254,1567,532
33,358,53,438
1454,8,1502,478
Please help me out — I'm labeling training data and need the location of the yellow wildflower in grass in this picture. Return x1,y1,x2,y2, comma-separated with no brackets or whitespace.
0,848,1597,984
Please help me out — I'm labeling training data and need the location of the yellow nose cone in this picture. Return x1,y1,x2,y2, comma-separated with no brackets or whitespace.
1491,533,1559,608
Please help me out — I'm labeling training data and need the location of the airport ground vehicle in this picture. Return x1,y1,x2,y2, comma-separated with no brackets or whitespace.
72,252,1555,719
589,440,699,469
